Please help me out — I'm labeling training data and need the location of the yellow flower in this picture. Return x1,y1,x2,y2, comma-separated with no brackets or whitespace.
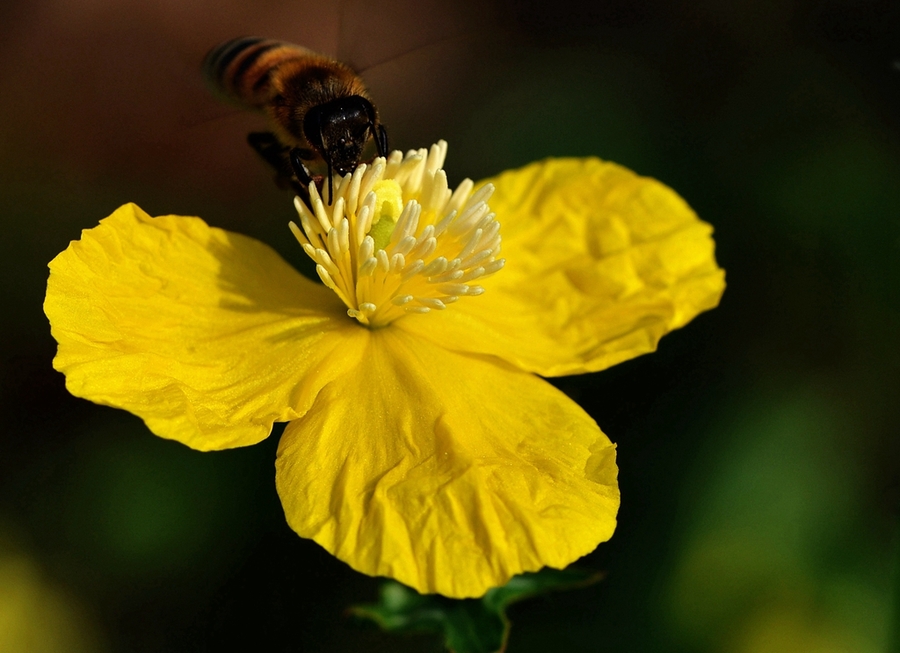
44,142,725,598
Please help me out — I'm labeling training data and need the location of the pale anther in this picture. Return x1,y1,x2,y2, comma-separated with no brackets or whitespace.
291,141,504,328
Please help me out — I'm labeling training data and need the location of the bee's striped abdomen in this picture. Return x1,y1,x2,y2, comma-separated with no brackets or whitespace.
202,37,318,109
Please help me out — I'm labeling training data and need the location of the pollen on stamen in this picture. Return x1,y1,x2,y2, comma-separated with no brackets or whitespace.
289,141,505,328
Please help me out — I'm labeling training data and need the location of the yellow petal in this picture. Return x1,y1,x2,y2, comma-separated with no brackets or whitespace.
275,327,619,598
401,158,726,376
45,203,362,450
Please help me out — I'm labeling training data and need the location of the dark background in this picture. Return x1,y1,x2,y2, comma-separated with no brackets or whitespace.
1,0,897,651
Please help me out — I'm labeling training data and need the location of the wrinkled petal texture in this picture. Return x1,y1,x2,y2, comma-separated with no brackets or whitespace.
402,158,726,377
276,327,618,598
45,203,361,450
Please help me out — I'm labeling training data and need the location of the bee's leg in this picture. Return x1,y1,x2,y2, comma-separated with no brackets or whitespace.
247,131,298,191
288,148,314,186
287,148,316,209
375,124,389,157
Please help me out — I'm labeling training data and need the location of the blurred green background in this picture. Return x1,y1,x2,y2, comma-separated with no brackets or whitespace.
1,0,897,651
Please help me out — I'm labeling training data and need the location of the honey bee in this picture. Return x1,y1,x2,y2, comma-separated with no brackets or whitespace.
203,36,388,199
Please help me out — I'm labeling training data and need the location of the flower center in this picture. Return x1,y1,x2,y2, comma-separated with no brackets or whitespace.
289,141,505,328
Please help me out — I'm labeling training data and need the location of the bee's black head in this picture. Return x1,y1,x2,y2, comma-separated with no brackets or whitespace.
304,95,378,177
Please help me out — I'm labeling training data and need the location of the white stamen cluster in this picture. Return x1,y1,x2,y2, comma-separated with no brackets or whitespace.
289,141,505,328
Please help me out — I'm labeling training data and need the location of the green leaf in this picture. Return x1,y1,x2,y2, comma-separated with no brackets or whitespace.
349,567,603,653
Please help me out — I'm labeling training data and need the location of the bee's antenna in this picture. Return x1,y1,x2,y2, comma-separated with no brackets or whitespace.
289,148,314,186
